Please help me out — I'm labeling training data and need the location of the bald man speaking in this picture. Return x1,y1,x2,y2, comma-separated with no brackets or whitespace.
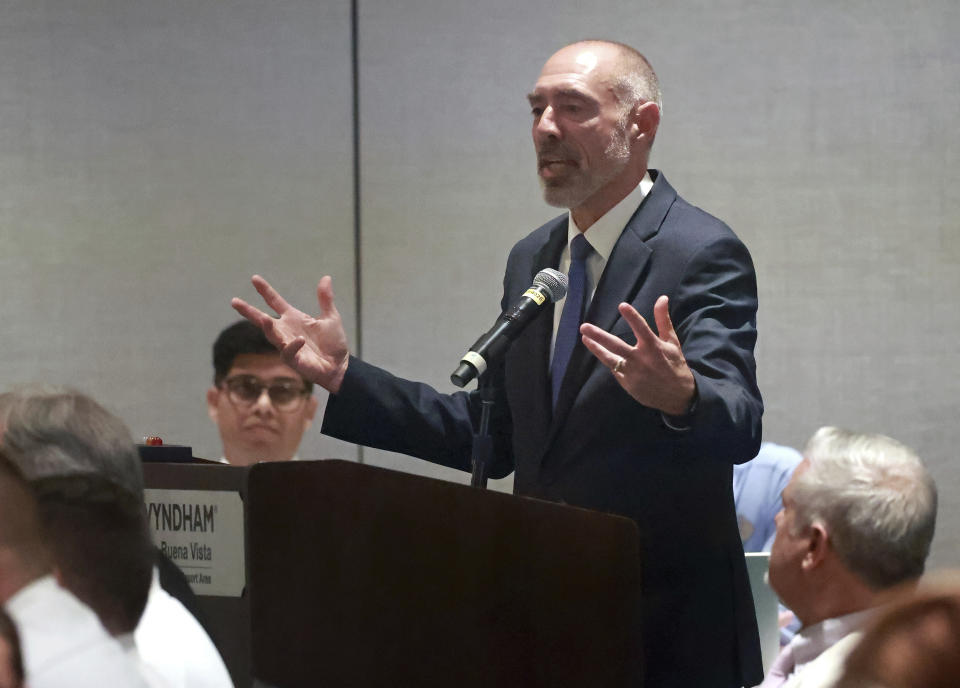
235,40,763,688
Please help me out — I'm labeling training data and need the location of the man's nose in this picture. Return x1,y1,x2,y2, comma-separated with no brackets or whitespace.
534,106,562,141
252,388,276,414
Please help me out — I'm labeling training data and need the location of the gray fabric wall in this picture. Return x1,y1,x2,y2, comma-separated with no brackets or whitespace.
1,1,957,567
0,0,360,464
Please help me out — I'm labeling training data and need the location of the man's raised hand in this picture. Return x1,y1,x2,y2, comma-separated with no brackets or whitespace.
579,295,696,417
231,275,350,394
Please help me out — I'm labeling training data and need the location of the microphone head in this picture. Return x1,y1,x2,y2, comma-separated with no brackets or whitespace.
533,268,568,302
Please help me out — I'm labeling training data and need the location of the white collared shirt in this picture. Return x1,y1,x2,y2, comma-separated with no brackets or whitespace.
5,574,150,688
780,608,875,687
135,568,234,688
550,172,654,359
118,633,173,688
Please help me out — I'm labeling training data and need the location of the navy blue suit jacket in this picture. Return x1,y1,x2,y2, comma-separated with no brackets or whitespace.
323,171,764,687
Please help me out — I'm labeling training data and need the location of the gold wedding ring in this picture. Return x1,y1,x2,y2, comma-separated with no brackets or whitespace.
613,357,625,374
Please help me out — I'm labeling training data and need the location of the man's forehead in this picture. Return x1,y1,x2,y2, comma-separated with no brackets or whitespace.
542,43,620,75
783,458,812,501
549,46,600,72
532,46,617,98
228,353,304,381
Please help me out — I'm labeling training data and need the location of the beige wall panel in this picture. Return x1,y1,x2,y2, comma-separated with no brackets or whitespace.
0,1,358,463
356,1,960,565
2,0,957,570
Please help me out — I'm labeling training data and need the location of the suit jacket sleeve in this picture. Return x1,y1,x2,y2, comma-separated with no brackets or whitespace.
321,355,516,479
668,229,763,463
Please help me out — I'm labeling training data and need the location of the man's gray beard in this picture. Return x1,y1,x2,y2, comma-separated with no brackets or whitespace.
539,128,631,209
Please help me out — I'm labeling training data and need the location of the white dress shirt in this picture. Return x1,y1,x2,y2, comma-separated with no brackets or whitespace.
118,633,174,688
550,171,655,358
5,574,149,688
771,608,873,688
135,568,234,688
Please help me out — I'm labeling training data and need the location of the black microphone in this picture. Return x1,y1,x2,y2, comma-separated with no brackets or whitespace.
450,268,568,388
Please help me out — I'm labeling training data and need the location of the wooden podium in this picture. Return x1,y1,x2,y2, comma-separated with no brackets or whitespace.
144,459,643,688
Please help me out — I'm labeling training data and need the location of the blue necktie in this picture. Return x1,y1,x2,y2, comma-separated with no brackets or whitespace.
551,233,591,408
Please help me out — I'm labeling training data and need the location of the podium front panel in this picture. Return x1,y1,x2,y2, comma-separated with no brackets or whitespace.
247,460,642,688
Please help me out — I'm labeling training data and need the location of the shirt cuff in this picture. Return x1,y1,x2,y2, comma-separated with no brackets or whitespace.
660,382,699,432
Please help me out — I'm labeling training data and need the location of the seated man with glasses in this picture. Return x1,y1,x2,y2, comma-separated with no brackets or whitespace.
207,320,318,465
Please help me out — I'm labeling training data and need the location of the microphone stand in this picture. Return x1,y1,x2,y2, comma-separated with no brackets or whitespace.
469,373,498,489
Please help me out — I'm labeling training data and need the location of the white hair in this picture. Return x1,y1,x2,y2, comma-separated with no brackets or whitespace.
792,427,937,589
612,62,662,115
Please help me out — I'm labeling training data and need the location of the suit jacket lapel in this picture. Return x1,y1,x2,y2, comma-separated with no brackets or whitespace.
504,216,568,437
529,219,568,408
532,216,569,282
548,173,678,437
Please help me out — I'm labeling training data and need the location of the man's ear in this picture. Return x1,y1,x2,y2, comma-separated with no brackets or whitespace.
206,387,220,423
630,100,660,144
801,523,829,570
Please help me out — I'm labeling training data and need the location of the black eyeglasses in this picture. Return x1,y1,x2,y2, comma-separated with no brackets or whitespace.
221,375,310,413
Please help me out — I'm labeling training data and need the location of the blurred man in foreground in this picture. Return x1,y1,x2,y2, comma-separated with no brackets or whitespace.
31,473,163,684
836,576,960,688
1,390,233,688
0,452,148,688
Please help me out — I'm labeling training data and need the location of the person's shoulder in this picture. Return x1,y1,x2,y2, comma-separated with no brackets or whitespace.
510,213,567,254
651,171,741,245
734,443,802,486
137,578,233,687
665,195,739,244
138,580,217,652
15,579,151,688
28,648,151,688
786,630,863,688
752,442,803,471
139,577,197,626
502,214,567,289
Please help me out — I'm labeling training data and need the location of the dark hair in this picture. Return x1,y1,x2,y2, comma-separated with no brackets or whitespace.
1,390,144,497
31,473,154,636
0,450,50,576
0,606,24,688
212,320,313,392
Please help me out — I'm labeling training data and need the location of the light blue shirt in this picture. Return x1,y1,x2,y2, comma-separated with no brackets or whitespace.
733,442,803,552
